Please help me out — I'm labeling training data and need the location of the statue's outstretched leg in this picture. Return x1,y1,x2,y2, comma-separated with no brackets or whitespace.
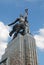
9,30,15,36
9,24,19,37
13,27,20,39
19,24,25,35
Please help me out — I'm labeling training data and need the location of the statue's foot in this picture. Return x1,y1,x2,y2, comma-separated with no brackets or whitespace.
9,33,12,37
13,33,17,39
13,36,16,40
13,35,17,40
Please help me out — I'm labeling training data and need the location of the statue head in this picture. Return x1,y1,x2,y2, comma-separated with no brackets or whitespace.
20,14,23,17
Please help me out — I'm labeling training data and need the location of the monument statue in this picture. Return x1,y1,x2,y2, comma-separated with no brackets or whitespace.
0,9,38,65
8,9,29,39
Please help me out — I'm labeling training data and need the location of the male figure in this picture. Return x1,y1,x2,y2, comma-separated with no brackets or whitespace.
8,9,28,39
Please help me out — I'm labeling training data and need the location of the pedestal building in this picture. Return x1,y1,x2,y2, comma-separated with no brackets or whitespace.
0,33,38,65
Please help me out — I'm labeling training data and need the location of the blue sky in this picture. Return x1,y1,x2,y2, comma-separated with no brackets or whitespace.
0,0,44,65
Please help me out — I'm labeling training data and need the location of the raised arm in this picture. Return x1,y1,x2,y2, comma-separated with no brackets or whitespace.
24,9,28,23
8,18,20,26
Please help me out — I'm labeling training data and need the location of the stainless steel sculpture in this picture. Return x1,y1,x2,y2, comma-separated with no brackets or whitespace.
8,9,28,39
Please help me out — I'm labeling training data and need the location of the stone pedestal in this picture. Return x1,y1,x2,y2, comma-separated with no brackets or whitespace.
0,33,38,65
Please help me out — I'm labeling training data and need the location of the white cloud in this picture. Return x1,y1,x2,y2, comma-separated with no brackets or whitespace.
0,22,10,60
0,22,10,41
34,28,44,50
0,42,7,60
